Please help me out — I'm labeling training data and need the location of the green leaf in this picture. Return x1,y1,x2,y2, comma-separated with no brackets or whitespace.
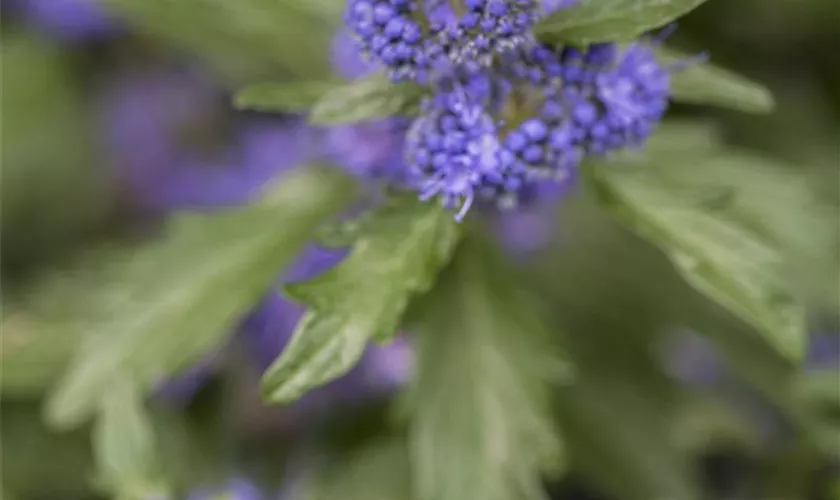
44,167,356,429
557,374,700,500
406,235,570,500
0,309,87,394
309,72,428,125
588,147,813,361
100,0,341,82
683,303,837,454
1,487,19,500
661,47,776,114
234,80,340,113
0,400,94,498
797,368,840,409
536,0,708,44
1,31,108,278
261,196,460,403
93,378,170,500
520,207,700,500
308,438,413,500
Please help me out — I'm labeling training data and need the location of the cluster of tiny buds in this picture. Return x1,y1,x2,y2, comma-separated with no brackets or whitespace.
428,0,542,67
406,87,521,220
346,0,546,82
346,0,430,82
345,0,681,220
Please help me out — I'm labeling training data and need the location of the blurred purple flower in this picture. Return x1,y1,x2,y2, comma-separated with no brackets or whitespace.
663,331,724,387
98,67,225,210
807,332,840,370
157,356,219,404
664,330,840,389
362,335,413,389
330,30,379,81
494,174,577,255
322,119,409,181
542,0,578,14
156,120,314,209
101,63,414,406
12,0,123,41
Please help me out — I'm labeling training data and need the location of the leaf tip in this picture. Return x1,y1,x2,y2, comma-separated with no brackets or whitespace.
259,374,303,406
43,388,87,431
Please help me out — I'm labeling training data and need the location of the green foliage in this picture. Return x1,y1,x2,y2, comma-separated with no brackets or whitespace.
536,0,708,44
661,47,776,114
1,31,109,278
0,310,89,395
1,488,18,500
236,73,428,123
43,167,356,429
234,80,342,113
93,379,170,500
100,0,342,82
557,376,699,500
0,400,94,499
797,367,840,410
309,73,428,125
405,234,570,500
527,189,702,500
587,128,824,361
307,439,413,500
262,196,460,403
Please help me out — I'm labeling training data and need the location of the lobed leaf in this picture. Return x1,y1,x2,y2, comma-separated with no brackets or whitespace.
234,80,341,113
100,0,341,82
662,47,776,114
44,167,355,429
588,145,821,361
92,378,170,500
0,311,88,394
309,72,428,125
261,196,461,404
307,439,413,500
406,235,570,500
536,0,708,44
556,374,700,500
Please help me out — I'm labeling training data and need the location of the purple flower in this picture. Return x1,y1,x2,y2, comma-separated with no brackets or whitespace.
663,331,724,387
807,332,840,370
322,119,409,181
406,83,523,220
552,40,673,155
98,67,226,211
426,0,542,68
156,356,219,404
155,120,314,209
331,29,380,80
541,0,578,14
362,335,413,389
12,0,123,42
504,109,582,181
493,178,575,254
345,0,431,83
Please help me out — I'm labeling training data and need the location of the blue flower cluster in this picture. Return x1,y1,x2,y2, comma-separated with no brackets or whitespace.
345,0,430,82
406,86,522,220
345,0,683,220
